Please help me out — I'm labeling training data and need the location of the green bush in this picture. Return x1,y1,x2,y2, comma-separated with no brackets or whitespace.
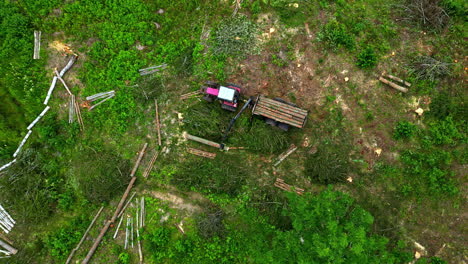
393,121,416,140
427,116,463,145
43,215,88,259
304,143,350,184
317,20,355,51
356,46,378,68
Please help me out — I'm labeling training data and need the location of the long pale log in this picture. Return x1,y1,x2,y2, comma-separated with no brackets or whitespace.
117,192,136,219
155,99,162,146
0,159,16,172
89,94,115,110
65,206,104,264
113,215,124,239
379,77,408,93
13,130,32,158
183,132,223,149
54,69,73,95
81,143,147,264
136,208,143,263
274,144,297,166
44,77,58,105
33,31,41,60
59,54,78,77
0,239,17,255
27,106,51,130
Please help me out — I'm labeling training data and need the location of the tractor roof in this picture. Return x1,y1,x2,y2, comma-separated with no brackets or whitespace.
218,86,236,101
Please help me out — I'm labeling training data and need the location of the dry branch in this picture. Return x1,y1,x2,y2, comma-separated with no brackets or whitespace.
155,99,162,146
74,100,84,131
379,76,408,93
117,192,137,219
180,91,201,100
65,206,104,264
54,68,73,96
81,143,148,264
113,215,124,239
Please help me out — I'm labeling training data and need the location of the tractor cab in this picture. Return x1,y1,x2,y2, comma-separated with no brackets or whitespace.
202,82,241,112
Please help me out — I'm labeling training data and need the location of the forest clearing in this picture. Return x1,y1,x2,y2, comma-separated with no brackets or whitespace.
0,0,466,263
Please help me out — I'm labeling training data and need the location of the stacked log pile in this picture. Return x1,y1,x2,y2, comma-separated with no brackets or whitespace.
274,178,304,195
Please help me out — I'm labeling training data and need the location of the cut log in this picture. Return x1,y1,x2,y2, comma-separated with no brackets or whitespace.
183,132,223,149
65,206,104,264
113,215,124,239
13,130,32,158
89,94,115,110
81,143,148,264
33,31,41,60
44,77,58,105
274,144,297,167
27,106,51,130
117,192,137,219
187,148,216,159
385,74,411,87
0,159,16,172
274,178,304,195
59,54,78,77
0,239,17,255
155,99,162,146
379,77,408,93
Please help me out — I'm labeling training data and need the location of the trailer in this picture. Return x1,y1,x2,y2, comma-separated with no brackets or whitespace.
251,95,308,131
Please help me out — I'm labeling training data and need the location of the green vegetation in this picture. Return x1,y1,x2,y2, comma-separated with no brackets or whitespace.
0,0,464,263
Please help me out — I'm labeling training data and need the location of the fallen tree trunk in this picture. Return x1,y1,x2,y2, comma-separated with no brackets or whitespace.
81,143,148,264
0,239,17,255
13,130,32,158
385,74,411,87
183,132,223,149
0,159,16,172
274,144,297,167
379,77,408,93
27,106,51,130
66,206,104,264
33,31,41,60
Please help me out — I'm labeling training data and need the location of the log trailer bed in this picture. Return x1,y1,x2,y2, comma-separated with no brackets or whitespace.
252,95,308,130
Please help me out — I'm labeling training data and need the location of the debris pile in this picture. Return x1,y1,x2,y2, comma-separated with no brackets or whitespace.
274,178,304,195
379,73,411,93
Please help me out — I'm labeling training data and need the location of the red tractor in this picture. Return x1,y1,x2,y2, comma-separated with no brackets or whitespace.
201,81,241,112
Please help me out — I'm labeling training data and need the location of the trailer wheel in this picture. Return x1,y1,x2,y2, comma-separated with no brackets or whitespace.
265,118,277,126
277,122,290,132
203,95,214,103
205,81,219,88
221,104,236,112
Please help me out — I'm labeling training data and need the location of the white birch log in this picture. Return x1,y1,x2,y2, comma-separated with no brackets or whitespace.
13,130,32,158
89,94,115,110
27,106,51,130
69,95,75,124
274,144,298,167
54,69,73,96
0,239,17,255
124,217,129,249
59,54,77,77
33,31,41,60
86,91,115,101
131,217,134,248
0,159,16,172
0,249,10,255
44,77,58,105
117,192,136,218
113,216,124,239
136,208,143,263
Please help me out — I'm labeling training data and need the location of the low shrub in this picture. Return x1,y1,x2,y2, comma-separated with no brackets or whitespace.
356,46,378,68
317,20,355,51
393,121,416,140
43,215,88,259
427,116,463,145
